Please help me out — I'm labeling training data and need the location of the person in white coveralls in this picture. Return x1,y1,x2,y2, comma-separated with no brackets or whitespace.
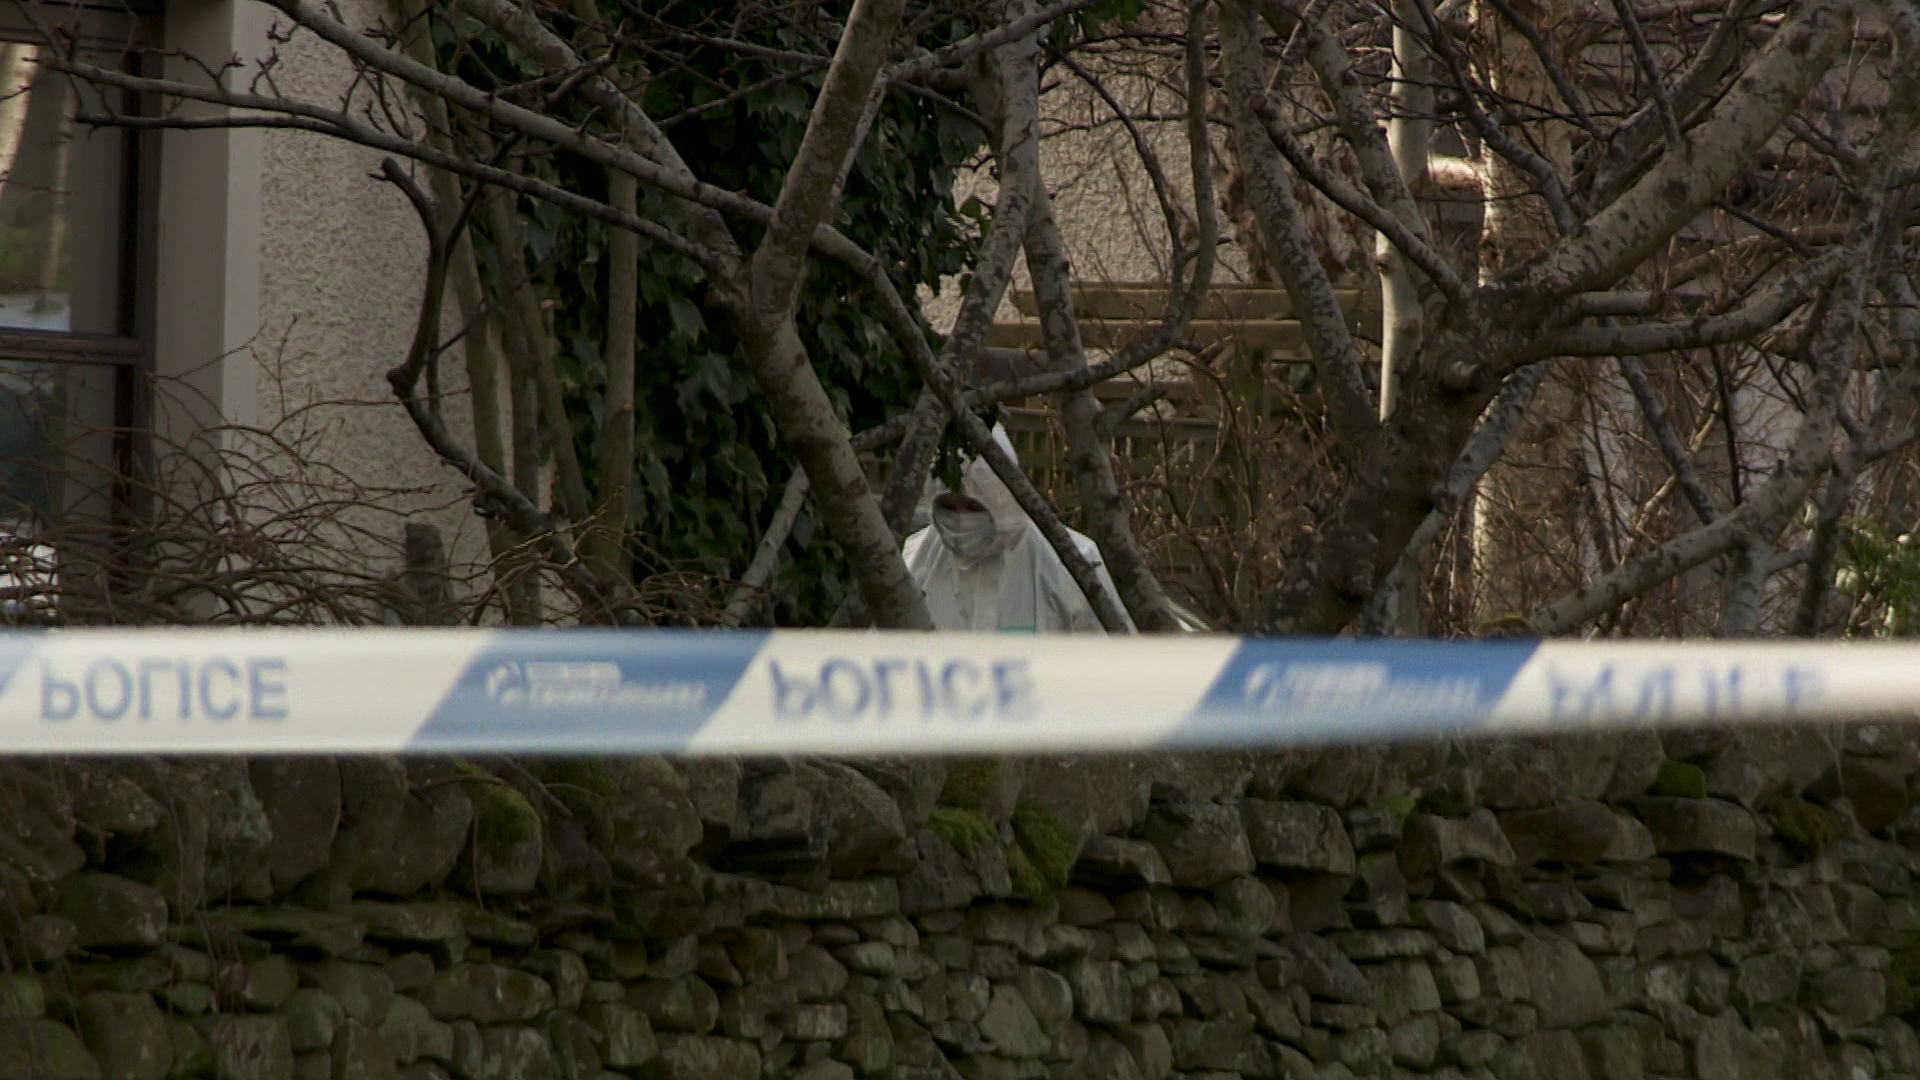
902,427,1133,634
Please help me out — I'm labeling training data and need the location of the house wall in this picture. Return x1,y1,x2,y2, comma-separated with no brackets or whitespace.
148,0,491,608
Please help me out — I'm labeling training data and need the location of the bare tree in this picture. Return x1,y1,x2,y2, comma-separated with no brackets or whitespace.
27,0,1920,639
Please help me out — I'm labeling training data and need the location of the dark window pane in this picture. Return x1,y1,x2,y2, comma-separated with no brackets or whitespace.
0,357,118,526
0,45,125,333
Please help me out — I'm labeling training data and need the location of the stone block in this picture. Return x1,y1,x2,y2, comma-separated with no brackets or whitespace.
1633,799,1755,860
1138,800,1254,888
1242,802,1356,875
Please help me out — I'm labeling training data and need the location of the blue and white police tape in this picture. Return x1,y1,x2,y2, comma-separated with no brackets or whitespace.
0,629,1913,755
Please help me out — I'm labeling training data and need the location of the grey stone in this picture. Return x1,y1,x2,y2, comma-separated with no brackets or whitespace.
809,762,916,877
353,903,464,944
1475,947,1532,1001
475,1026,556,1080
377,996,453,1065
296,962,394,1026
1073,837,1175,891
419,964,553,1025
1809,967,1886,1032
788,945,851,1002
1689,1012,1770,1080
1401,811,1516,883
1314,1002,1378,1030
75,992,170,1080
1138,799,1254,888
1241,978,1303,1041
1435,955,1481,1004
834,942,896,977
1133,978,1181,1020
201,1016,293,1080
1109,923,1154,963
1633,798,1755,860
625,977,718,1034
1173,976,1247,1020
208,908,362,959
19,915,76,963
1415,901,1486,955
1734,951,1801,1009
941,973,992,1024
1576,1025,1642,1080
1521,1031,1589,1080
978,986,1049,1060
1604,732,1667,802
0,975,43,1019
1115,1023,1173,1080
1469,902,1526,946
1348,805,1405,852
673,758,740,850
1214,876,1279,939
1525,882,1594,922
1329,928,1436,960
523,952,589,1012
786,1005,849,1041
227,955,299,1011
1290,934,1372,1004
543,1013,600,1080
837,995,894,1076
1441,1030,1503,1069
283,991,343,1055
1331,1025,1393,1075
1349,852,1413,928
328,1020,399,1080
1370,959,1443,1022
248,759,341,894
54,874,168,950
771,880,900,920
1013,967,1074,1027
1498,802,1619,867
1066,1034,1146,1080
1057,888,1117,927
0,1018,102,1080
1113,887,1183,932
1603,815,1657,862
1390,1014,1444,1069
1167,1017,1259,1073
583,1005,656,1070
1241,801,1357,874
1473,736,1617,809
1063,956,1131,1025
1517,935,1606,1029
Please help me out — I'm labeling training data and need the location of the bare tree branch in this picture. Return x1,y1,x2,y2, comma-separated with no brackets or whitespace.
1530,245,1854,359
1220,0,1379,441
1522,0,1852,296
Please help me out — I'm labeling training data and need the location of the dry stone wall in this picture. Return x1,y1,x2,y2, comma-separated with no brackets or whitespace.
3,728,1920,1080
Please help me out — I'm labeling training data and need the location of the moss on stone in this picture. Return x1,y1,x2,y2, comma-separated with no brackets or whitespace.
1009,800,1078,901
926,806,996,862
1770,797,1845,859
1650,760,1707,799
455,761,543,854
1891,945,1920,1016
939,760,1000,813
1006,843,1048,902
1378,794,1417,826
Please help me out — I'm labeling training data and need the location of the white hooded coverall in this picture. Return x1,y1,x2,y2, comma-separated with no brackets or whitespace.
901,428,1133,634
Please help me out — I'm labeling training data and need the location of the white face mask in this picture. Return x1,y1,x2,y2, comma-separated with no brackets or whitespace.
932,505,1000,564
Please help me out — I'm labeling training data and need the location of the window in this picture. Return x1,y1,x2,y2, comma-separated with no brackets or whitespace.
0,0,153,614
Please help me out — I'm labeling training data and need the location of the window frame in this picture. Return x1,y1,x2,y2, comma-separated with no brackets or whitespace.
0,0,160,594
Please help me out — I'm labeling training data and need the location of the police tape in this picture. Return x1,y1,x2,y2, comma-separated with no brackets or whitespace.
0,629,1913,755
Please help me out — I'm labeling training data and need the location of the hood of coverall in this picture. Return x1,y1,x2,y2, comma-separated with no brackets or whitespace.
929,426,1030,568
